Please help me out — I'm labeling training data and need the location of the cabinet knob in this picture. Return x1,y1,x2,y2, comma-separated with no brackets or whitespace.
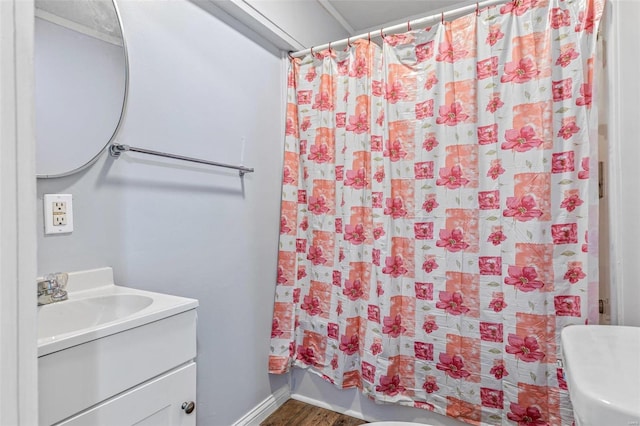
181,401,195,414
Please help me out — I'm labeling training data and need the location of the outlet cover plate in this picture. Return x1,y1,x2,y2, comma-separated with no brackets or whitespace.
44,194,73,235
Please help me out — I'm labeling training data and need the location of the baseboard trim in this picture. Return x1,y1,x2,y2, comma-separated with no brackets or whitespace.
290,393,368,422
232,385,291,426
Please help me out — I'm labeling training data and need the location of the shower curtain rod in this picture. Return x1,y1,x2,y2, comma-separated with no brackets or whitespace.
290,0,512,58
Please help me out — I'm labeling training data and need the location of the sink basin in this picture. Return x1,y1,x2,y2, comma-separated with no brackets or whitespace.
37,267,198,356
561,325,640,426
38,294,153,339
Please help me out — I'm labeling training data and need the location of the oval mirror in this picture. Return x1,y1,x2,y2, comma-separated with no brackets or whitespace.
35,0,127,178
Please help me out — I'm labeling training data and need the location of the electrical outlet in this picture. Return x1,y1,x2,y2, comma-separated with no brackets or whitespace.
53,201,66,213
44,194,73,235
53,214,66,226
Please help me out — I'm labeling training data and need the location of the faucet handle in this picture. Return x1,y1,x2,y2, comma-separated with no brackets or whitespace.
38,276,54,294
37,272,68,305
51,272,68,289
45,272,68,301
38,272,68,294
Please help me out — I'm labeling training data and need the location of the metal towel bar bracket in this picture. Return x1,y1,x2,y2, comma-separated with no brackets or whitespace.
109,143,254,177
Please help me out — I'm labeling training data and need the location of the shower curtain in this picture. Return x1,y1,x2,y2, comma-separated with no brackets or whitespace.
269,0,603,424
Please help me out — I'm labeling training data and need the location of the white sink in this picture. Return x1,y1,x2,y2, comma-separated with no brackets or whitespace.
37,267,198,356
38,294,153,339
561,325,640,426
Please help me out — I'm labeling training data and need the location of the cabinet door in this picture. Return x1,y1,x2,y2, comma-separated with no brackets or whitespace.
57,362,196,426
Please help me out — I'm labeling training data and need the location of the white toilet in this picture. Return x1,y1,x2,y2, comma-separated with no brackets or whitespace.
561,325,640,425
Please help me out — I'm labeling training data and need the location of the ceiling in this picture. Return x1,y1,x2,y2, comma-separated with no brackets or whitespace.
33,0,486,51
203,0,478,51
323,0,472,34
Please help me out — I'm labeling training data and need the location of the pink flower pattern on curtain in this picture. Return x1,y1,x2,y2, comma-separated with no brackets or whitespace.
270,0,603,424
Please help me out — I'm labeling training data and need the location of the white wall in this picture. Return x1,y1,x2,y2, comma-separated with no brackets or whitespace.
36,0,288,424
606,0,640,326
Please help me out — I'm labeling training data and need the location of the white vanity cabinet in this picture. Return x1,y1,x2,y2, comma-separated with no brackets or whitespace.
37,268,199,426
58,362,196,426
40,309,198,426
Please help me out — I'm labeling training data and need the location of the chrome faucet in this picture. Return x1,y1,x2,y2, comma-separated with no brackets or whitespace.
38,272,68,305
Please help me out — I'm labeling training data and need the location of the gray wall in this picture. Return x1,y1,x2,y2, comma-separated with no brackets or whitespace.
37,1,288,424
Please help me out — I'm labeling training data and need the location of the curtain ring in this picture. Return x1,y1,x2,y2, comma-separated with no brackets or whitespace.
368,32,371,43
328,41,332,53
311,46,315,56
287,51,295,60
347,36,351,48
407,20,411,31
441,12,445,24
380,28,384,40
476,2,480,15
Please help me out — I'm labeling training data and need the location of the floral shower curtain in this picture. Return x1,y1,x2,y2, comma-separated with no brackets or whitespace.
269,0,603,424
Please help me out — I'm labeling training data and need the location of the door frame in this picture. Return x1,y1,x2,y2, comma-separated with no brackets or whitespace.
0,0,38,423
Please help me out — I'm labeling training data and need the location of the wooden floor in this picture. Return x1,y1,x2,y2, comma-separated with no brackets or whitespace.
261,399,367,426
